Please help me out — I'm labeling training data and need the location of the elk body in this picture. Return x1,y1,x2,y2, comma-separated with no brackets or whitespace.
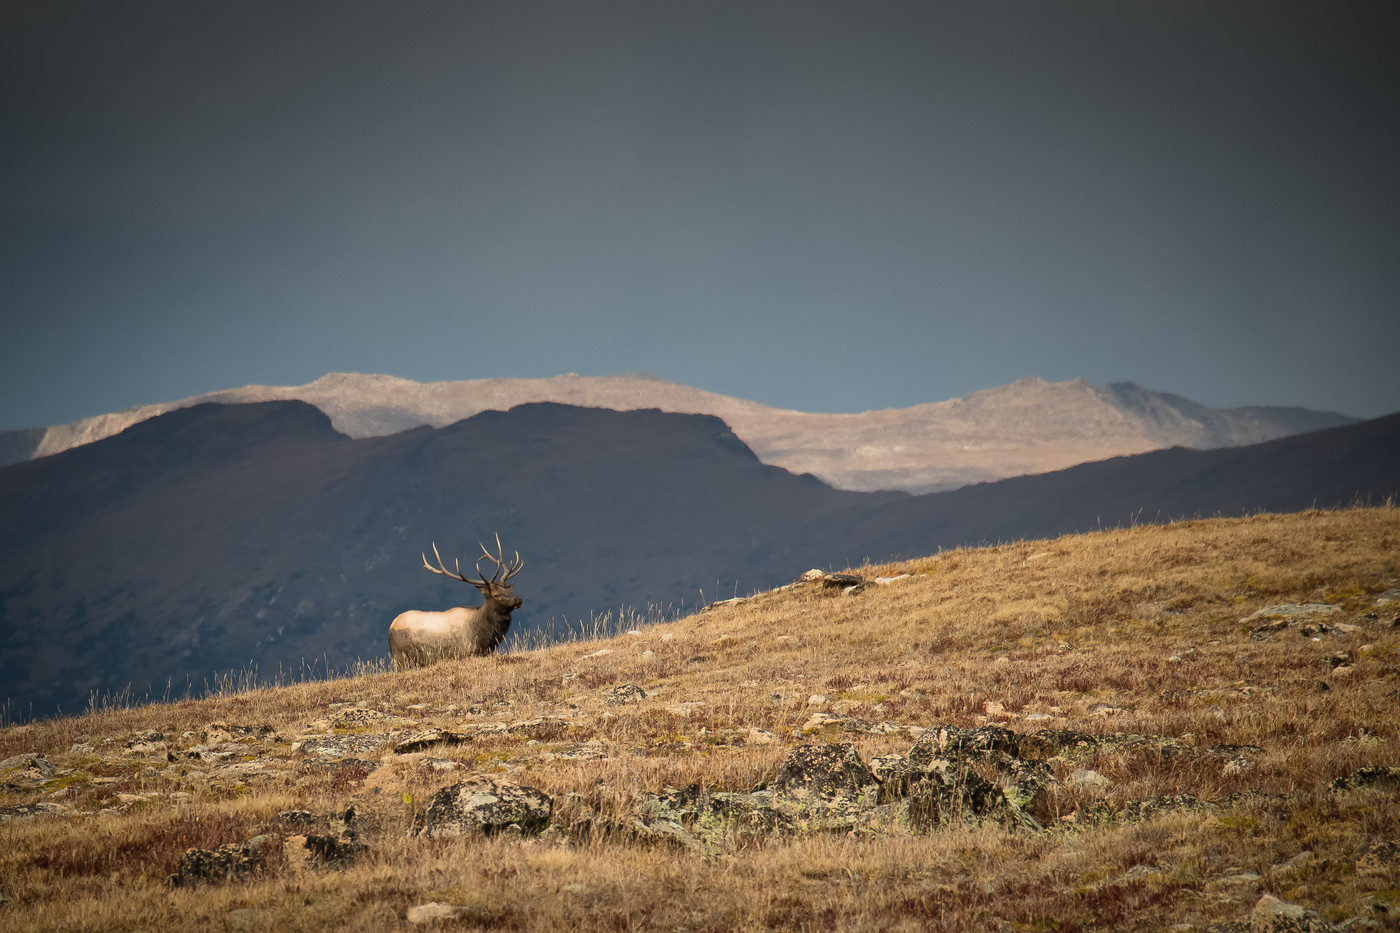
388,538,524,671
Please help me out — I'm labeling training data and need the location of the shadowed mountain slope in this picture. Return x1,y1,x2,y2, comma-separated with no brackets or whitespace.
1,401,1395,721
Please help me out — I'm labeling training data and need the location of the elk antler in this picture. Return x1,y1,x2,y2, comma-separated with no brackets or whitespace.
423,541,490,586
476,533,523,584
422,537,522,587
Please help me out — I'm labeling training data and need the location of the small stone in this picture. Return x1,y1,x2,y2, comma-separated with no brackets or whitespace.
407,903,467,924
808,695,828,707
1252,893,1308,923
225,908,274,933
603,683,648,706
1069,769,1109,788
800,713,846,736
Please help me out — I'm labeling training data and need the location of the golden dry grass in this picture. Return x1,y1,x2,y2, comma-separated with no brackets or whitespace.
2,506,1398,931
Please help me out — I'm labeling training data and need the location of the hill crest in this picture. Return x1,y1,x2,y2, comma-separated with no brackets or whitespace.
0,372,1357,493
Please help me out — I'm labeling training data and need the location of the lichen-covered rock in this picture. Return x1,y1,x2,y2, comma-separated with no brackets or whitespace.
909,724,1021,767
707,792,793,836
773,743,881,803
1074,793,1213,826
0,802,70,823
1356,840,1400,876
1001,759,1055,827
393,729,474,754
604,684,648,706
418,778,553,837
0,753,58,787
292,733,406,759
1331,766,1400,792
1017,729,1102,761
166,843,265,886
870,754,914,801
301,833,369,868
905,769,1014,831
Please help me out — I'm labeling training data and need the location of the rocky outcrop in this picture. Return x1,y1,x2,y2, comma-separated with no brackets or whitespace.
416,778,554,837
165,843,266,887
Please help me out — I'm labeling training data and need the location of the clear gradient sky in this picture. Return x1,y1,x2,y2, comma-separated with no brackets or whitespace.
3,1,1397,432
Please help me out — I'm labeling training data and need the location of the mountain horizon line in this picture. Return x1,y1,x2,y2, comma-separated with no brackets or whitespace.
0,371,1359,494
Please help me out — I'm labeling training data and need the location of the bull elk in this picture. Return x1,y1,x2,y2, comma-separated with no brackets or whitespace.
388,537,524,670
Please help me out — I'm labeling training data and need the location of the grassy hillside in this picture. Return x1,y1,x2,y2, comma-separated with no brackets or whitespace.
2,507,1398,931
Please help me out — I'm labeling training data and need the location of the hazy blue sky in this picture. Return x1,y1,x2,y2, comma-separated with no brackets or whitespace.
3,1,1397,431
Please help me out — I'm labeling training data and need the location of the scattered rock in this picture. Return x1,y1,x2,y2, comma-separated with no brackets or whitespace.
0,802,70,823
604,683,648,706
407,902,470,924
549,741,609,761
293,733,407,759
124,731,168,756
418,778,553,837
1069,768,1109,788
1242,604,1341,623
1249,893,1339,932
225,908,275,932
298,833,368,869
1357,840,1400,876
1331,766,1400,792
272,809,322,829
166,843,266,886
202,722,277,744
0,753,57,786
798,570,867,594
393,729,474,754
746,728,777,745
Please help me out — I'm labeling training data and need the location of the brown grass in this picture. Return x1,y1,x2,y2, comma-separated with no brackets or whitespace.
2,507,1398,930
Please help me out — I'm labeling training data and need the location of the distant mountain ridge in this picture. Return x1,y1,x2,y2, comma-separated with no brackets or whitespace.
1,398,1396,721
0,373,1356,493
